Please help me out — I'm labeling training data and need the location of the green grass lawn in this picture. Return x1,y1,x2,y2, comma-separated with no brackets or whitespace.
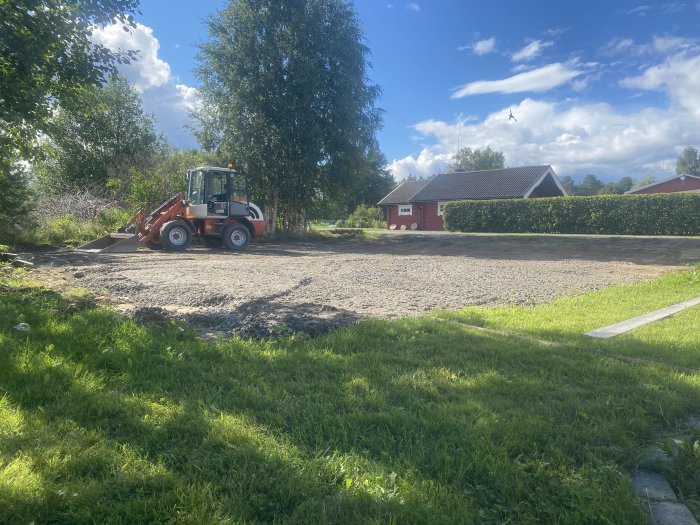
1,265,699,524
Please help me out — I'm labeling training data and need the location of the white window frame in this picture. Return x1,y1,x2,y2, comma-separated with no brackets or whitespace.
398,205,413,216
437,202,448,216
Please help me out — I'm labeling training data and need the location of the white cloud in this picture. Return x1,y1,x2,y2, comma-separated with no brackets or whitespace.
652,35,696,53
92,21,198,148
626,5,653,15
621,51,700,117
92,22,170,91
406,3,420,12
452,63,583,98
391,48,700,181
602,35,697,56
511,40,553,62
662,3,686,13
471,37,496,55
543,27,568,37
388,97,699,180
388,147,451,181
601,37,637,56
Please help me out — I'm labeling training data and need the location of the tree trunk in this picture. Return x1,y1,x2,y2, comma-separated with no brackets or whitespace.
265,188,278,236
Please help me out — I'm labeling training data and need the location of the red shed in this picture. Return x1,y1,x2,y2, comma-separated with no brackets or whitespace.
626,174,700,195
378,165,567,231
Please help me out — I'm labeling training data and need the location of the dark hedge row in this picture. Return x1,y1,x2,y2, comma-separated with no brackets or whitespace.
443,193,700,236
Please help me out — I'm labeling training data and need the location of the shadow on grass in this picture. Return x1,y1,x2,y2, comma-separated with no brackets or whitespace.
3,284,698,523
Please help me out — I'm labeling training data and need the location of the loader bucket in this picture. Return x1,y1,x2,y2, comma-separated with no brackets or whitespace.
77,233,140,253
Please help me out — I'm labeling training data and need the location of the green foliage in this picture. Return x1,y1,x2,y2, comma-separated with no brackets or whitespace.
444,193,700,236
631,175,656,190
668,434,700,517
559,175,577,195
126,149,221,212
576,174,604,196
598,176,634,195
2,268,700,522
336,204,384,228
449,146,505,172
0,163,33,243
564,175,636,196
0,0,139,169
34,76,163,195
195,0,382,232
29,209,130,246
676,146,700,176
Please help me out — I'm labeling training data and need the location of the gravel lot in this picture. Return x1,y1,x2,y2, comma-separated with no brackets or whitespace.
33,233,699,337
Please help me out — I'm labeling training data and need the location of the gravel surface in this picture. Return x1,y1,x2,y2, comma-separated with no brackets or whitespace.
32,233,699,337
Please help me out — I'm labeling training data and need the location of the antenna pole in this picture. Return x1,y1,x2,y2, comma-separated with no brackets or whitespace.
457,113,462,155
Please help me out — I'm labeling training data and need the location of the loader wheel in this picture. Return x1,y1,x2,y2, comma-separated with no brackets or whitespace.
222,224,251,251
160,220,192,251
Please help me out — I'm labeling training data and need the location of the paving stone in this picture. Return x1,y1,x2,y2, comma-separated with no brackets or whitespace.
632,470,677,501
650,501,698,525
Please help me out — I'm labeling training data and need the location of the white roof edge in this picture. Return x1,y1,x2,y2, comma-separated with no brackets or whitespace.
625,173,700,194
523,166,568,198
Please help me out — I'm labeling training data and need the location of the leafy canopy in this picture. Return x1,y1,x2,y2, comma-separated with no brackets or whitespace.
34,75,163,195
449,147,505,172
0,0,141,235
0,0,140,158
676,146,700,177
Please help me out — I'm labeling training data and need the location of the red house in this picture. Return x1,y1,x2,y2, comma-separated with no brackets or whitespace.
626,174,700,194
378,165,567,231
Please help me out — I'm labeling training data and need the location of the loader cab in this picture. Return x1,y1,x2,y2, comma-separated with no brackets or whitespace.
185,166,250,219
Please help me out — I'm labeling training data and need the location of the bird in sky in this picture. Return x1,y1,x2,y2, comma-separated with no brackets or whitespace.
509,110,517,122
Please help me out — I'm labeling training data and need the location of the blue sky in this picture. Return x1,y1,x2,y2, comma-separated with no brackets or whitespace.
93,0,700,181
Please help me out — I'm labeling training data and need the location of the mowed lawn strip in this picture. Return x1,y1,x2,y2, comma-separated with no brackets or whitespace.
1,266,699,524
436,267,700,370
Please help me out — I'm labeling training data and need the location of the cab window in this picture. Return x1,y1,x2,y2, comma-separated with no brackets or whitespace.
188,170,205,205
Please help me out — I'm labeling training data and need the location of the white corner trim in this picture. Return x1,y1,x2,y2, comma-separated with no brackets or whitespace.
523,167,568,198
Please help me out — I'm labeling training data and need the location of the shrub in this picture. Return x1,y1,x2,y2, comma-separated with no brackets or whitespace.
23,191,131,247
443,194,700,236
336,204,384,228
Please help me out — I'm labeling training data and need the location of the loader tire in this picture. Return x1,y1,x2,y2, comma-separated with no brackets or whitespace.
160,220,192,252
222,223,251,251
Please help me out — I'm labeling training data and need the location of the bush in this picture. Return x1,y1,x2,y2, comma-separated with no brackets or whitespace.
23,191,131,247
443,194,700,236
336,204,384,229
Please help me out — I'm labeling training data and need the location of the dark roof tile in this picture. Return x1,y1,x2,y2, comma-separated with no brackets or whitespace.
411,165,553,201
377,180,430,205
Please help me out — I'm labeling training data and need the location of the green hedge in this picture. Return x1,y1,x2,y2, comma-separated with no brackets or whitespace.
443,193,700,236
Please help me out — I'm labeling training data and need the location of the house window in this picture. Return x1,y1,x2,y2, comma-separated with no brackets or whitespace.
398,205,413,216
437,202,448,216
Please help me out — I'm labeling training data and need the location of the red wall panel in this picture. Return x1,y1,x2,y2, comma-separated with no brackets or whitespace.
631,178,700,194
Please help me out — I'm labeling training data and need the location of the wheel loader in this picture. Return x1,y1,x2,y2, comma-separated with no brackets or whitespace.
78,165,265,253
